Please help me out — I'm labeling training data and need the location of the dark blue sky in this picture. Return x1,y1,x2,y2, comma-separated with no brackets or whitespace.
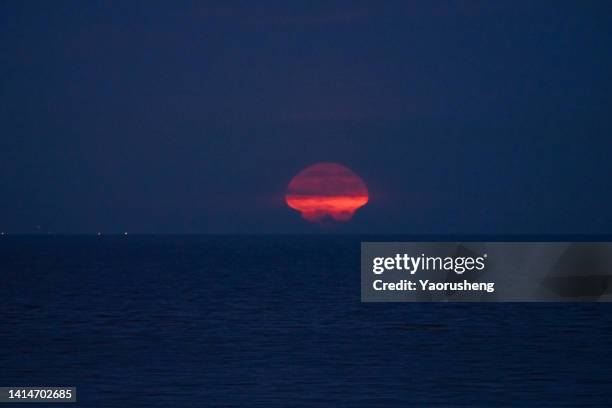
1,1,611,234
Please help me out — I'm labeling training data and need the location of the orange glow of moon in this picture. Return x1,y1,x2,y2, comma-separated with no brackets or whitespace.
285,162,369,222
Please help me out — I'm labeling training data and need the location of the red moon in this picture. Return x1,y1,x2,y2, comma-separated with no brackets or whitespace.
285,162,369,222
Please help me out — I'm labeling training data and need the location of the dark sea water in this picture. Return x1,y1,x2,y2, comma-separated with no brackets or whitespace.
1,235,611,407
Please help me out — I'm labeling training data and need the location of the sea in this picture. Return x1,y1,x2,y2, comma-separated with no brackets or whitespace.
0,235,611,407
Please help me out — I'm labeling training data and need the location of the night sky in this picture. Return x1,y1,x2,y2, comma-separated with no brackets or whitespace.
1,1,611,234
